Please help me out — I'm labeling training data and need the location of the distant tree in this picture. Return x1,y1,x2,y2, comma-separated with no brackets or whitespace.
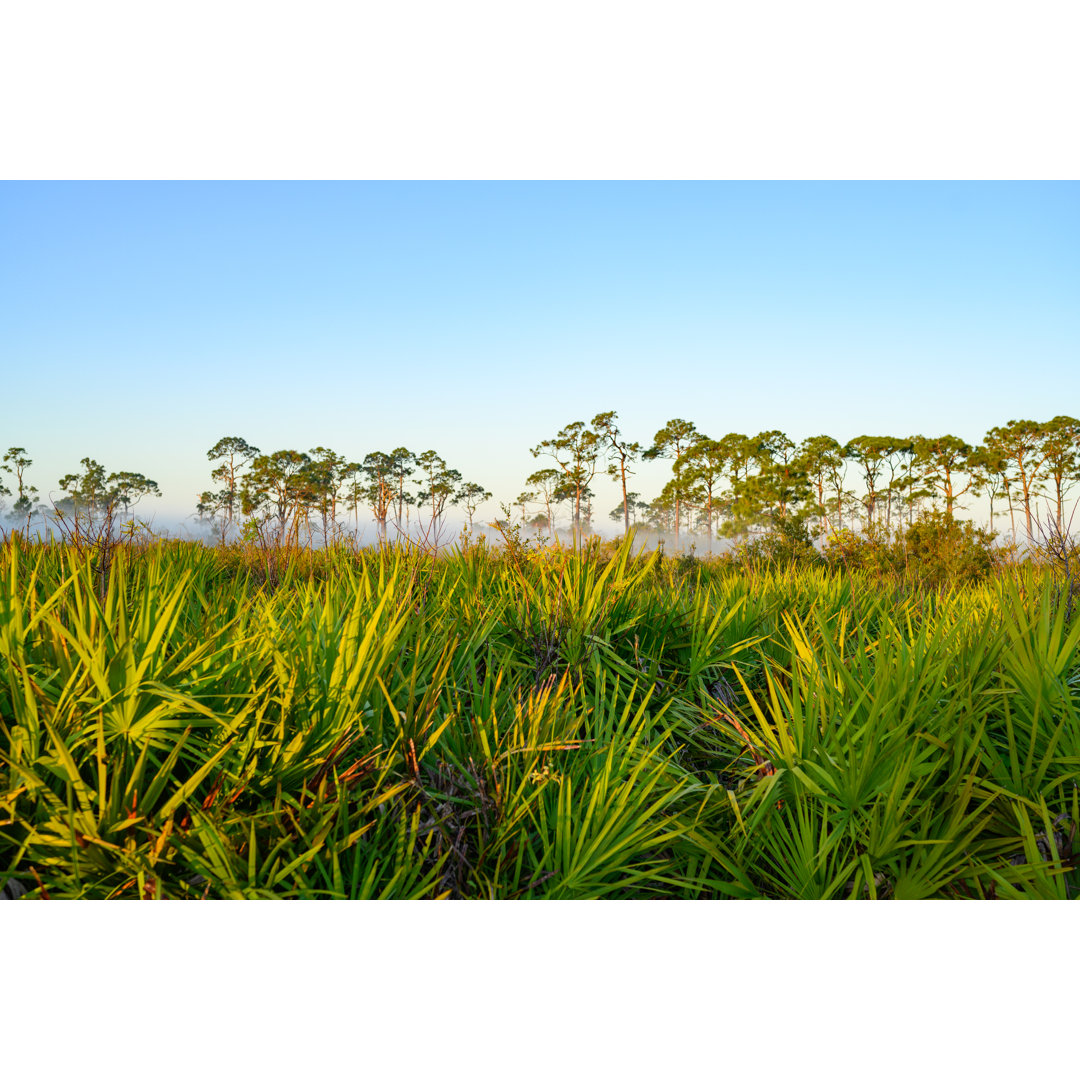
610,491,638,524
719,432,758,487
894,438,935,527
241,450,312,543
306,447,353,543
914,435,973,517
196,488,232,543
716,433,764,537
457,481,492,531
673,468,706,540
553,479,579,527
107,471,161,519
388,448,416,536
55,458,159,529
531,421,601,539
968,444,1010,533
877,438,915,527
512,490,535,527
715,431,809,537
592,410,642,534
1040,416,1080,531
645,487,676,533
679,439,727,551
643,418,700,547
339,459,363,532
358,451,394,540
984,420,1047,539
414,450,463,533
797,435,844,537
2,447,40,523
202,436,259,537
526,467,564,536
843,435,902,528
58,458,109,518
755,430,810,523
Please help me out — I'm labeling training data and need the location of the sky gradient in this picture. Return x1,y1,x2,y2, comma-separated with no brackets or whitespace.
1,181,1077,532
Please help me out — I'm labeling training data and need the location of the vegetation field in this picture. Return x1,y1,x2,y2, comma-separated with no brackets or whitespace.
1,534,1078,899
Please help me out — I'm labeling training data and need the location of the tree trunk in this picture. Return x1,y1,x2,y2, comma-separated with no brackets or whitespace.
620,460,629,534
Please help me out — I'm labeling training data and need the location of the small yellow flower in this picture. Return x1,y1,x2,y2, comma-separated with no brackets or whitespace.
529,764,561,786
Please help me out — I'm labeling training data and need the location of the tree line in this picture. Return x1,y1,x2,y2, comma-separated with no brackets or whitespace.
0,440,491,545
521,412,1080,547
2,412,1077,546
194,439,491,545
0,448,161,528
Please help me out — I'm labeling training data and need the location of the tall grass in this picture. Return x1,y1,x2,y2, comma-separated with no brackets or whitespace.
1,535,1077,898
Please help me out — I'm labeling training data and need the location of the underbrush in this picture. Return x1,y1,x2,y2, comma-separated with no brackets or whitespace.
821,511,1008,587
1,534,1078,898
705,510,1010,590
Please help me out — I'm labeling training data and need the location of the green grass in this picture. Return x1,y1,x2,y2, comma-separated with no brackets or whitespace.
1,534,1078,898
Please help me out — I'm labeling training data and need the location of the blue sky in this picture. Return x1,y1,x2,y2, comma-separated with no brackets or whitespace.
1,181,1077,530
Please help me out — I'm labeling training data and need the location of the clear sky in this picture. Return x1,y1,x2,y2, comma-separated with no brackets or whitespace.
1,181,1077,531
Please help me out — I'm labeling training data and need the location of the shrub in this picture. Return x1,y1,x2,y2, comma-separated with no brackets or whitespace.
823,511,1003,586
902,510,1000,586
732,515,823,568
